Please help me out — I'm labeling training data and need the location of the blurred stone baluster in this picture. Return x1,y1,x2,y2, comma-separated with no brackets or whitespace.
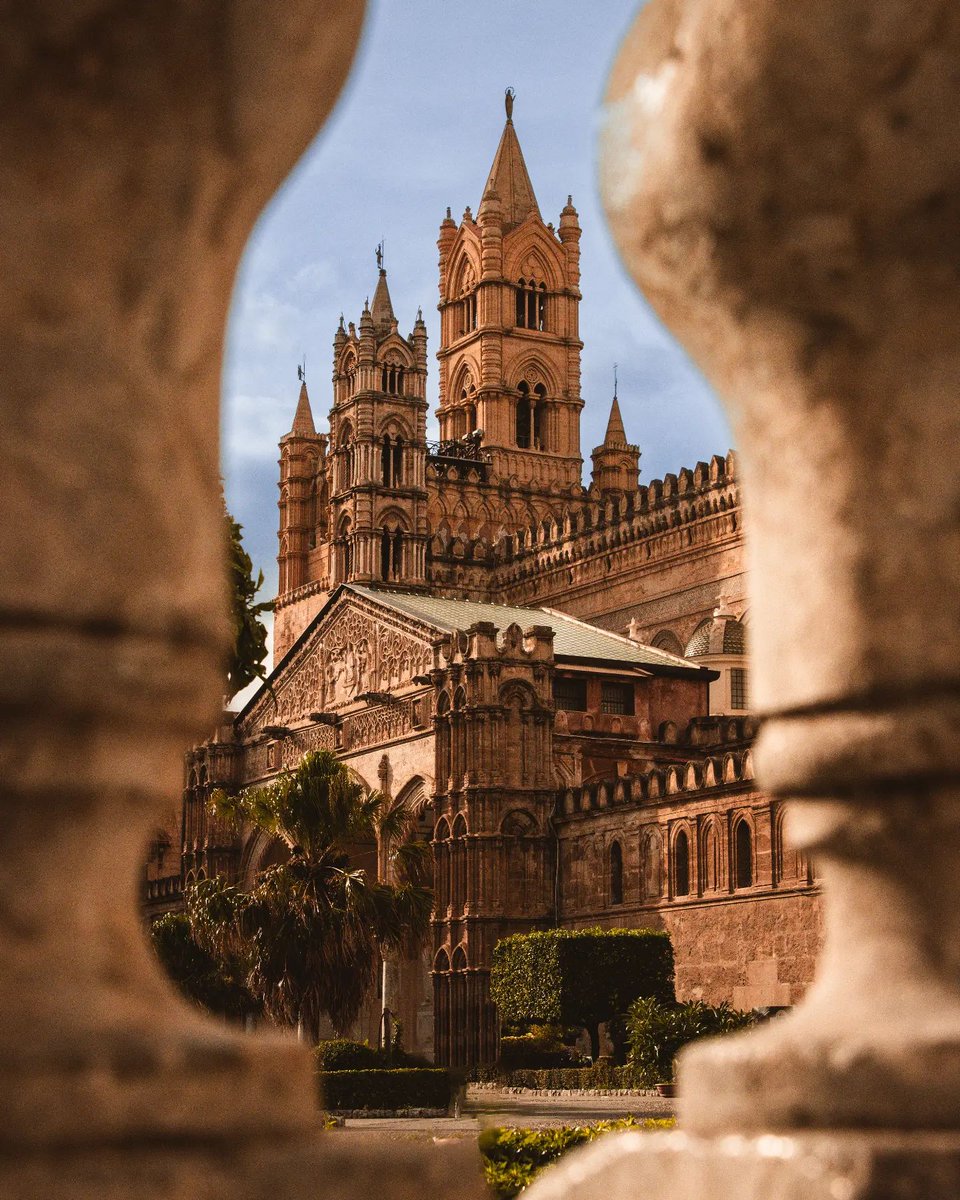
529,0,960,1196
0,1,370,1192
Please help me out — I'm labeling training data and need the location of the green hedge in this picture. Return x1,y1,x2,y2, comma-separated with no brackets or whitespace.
314,1039,382,1071
625,997,756,1085
479,1118,675,1199
491,928,675,1060
318,1068,454,1111
472,1063,646,1090
498,1033,584,1071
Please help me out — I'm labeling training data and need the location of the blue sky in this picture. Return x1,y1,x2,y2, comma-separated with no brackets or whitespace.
221,0,731,650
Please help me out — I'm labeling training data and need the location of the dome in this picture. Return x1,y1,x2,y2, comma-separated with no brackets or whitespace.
685,607,746,658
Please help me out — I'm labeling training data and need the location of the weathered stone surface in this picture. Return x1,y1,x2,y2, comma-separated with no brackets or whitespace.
2,1134,485,1200
598,0,960,1138
0,0,366,1168
526,1130,960,1200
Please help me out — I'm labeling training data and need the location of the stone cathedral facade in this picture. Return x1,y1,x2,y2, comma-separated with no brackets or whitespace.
146,101,820,1065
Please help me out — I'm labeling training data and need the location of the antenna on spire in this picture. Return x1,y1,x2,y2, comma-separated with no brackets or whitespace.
505,86,515,121
297,355,307,384
613,362,618,401
376,240,384,271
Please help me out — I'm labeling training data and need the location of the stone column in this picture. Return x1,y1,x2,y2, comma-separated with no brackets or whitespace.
529,0,960,1195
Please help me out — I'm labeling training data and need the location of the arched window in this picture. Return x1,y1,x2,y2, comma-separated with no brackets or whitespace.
533,383,547,450
381,436,392,486
379,524,404,581
641,827,663,899
337,516,353,581
700,821,719,892
307,478,318,550
380,364,405,396
515,278,548,330
610,841,623,905
674,828,690,897
735,819,753,888
462,293,477,333
515,277,527,327
516,382,531,448
460,385,477,435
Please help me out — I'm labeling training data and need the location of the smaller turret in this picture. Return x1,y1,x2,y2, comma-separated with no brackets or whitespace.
590,374,640,498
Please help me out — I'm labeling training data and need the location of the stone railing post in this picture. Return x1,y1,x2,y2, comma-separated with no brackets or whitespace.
0,5,472,1196
530,1,960,1195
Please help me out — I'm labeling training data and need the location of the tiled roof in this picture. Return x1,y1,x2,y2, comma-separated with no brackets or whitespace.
349,586,703,674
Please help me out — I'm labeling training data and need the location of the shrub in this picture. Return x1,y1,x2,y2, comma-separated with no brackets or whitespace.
625,997,755,1084
471,1063,645,1089
498,1032,584,1071
318,1068,454,1111
314,1038,432,1072
314,1039,382,1071
479,1118,675,1199
491,928,675,1060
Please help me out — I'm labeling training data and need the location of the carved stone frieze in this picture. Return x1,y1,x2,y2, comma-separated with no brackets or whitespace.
239,598,435,738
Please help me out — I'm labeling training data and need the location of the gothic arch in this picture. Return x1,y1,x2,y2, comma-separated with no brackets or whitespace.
640,825,664,900
451,944,468,972
699,815,722,893
651,629,684,656
503,230,565,291
448,245,480,299
434,816,451,842
508,355,562,398
378,415,412,440
671,822,693,898
433,947,451,973
733,812,756,889
500,808,539,836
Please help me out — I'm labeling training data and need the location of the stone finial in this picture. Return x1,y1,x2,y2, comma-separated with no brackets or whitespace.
597,0,960,1157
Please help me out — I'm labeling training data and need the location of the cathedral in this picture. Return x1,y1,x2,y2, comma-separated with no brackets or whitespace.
145,97,820,1065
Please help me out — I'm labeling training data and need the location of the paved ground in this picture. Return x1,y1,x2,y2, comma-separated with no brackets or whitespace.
340,1087,675,1139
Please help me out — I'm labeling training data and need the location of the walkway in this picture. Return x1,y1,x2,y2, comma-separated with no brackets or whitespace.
340,1087,675,1139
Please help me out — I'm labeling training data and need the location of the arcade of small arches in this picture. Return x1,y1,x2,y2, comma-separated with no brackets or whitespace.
563,804,812,917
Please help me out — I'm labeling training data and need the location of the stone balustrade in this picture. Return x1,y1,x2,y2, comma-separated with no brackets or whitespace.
3,0,958,1195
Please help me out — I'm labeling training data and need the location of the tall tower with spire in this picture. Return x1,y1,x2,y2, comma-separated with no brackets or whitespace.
436,90,584,510
328,253,429,590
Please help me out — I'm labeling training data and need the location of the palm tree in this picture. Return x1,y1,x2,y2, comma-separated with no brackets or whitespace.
185,750,433,1042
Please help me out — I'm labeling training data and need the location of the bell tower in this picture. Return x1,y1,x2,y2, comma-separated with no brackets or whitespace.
437,91,584,505
328,252,430,589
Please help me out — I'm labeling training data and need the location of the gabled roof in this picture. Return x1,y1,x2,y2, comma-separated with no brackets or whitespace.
348,585,706,676
481,118,541,231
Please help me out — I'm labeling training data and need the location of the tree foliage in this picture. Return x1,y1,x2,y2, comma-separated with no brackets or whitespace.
186,751,433,1040
490,928,675,1060
225,501,272,696
150,911,260,1020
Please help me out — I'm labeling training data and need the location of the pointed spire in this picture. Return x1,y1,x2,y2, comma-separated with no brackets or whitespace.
481,90,540,231
290,379,316,437
371,268,395,330
603,370,628,447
